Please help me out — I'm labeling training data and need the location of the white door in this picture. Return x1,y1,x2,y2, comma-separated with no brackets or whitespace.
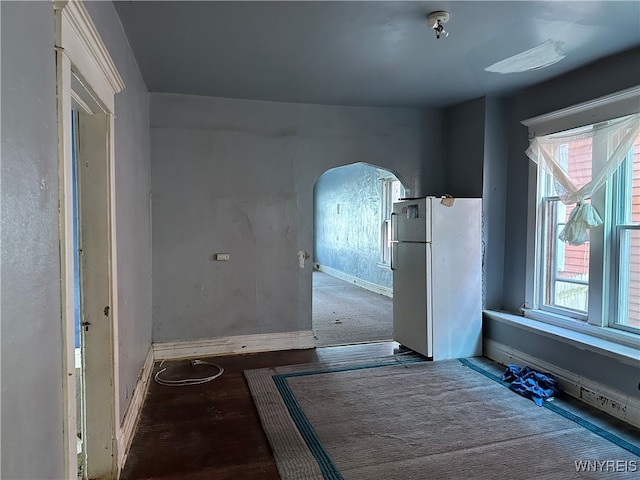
76,110,118,479
71,111,85,477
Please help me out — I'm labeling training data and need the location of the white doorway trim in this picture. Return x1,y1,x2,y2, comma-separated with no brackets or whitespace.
54,1,124,478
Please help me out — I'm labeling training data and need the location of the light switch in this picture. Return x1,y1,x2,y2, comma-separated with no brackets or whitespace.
215,253,230,261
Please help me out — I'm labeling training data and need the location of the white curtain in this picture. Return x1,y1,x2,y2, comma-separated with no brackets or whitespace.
526,113,640,246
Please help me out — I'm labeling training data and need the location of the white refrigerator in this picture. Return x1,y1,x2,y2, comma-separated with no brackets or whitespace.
391,196,482,360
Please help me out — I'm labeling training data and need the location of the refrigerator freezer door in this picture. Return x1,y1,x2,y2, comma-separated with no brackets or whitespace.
393,198,430,243
392,241,432,358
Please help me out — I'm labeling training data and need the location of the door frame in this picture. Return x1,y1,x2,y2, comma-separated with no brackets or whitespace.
54,1,124,477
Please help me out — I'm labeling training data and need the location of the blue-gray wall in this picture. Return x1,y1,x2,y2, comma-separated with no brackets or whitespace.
1,2,152,477
443,96,508,310
484,318,639,397
482,97,508,310
150,93,444,342
314,163,397,289
1,2,64,478
444,97,486,198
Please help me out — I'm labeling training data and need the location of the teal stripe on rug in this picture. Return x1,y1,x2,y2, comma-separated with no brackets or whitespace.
458,357,640,457
273,375,343,480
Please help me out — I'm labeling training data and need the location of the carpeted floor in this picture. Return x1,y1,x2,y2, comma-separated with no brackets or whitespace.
246,356,640,480
312,271,392,347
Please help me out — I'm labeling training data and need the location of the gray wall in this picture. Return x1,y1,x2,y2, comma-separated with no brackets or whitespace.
444,97,486,198
481,97,508,310
85,0,152,424
443,96,508,310
484,319,639,398
1,2,151,477
1,2,64,478
150,93,443,342
314,163,396,289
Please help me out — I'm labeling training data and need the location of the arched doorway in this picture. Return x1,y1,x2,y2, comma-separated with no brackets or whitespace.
312,162,406,346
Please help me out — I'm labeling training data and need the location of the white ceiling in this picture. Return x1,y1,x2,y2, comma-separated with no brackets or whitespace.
114,1,640,108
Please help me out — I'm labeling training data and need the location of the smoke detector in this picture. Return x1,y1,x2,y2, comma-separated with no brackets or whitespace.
427,11,450,39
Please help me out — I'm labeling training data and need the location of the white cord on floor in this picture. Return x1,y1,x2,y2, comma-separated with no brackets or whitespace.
154,359,224,386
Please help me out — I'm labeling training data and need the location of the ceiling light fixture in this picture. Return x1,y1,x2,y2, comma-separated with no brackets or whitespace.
427,11,450,39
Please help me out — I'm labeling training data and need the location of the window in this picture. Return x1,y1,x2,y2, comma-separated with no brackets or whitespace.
537,138,592,319
530,115,640,334
380,176,404,265
611,138,640,332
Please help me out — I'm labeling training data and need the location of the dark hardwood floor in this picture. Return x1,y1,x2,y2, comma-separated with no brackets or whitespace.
120,342,400,480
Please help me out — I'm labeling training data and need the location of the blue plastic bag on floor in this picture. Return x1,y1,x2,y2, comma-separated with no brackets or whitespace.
502,364,560,406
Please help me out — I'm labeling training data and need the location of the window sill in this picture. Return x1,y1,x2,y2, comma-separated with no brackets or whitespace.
483,310,639,366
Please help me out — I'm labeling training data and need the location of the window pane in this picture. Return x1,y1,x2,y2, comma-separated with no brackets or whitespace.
557,202,590,283
631,135,640,223
391,180,403,203
617,229,640,330
382,220,391,264
553,280,589,311
566,138,593,188
542,199,589,315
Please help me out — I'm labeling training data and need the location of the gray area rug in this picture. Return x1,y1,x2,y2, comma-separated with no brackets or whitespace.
245,357,640,479
313,271,392,347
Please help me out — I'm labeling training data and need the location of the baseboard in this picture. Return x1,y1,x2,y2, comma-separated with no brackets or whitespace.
316,264,392,298
153,330,316,361
117,345,154,472
483,338,640,429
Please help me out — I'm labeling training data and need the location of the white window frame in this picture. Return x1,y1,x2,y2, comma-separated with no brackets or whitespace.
521,86,640,349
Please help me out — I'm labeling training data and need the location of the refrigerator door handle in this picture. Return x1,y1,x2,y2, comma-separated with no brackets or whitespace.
390,213,398,270
391,212,398,242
